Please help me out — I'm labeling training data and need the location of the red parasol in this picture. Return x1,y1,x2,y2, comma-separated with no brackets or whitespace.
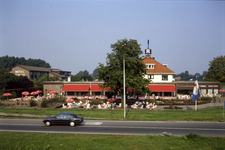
3,93,12,96
50,90,57,94
22,91,30,96
30,92,38,95
108,98,117,101
3,93,12,100
219,90,225,92
47,89,52,92
36,90,42,94
65,99,74,103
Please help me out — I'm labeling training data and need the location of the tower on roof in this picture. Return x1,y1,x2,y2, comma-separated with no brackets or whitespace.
144,39,152,58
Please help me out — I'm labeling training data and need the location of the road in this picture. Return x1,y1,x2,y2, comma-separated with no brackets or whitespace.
0,118,225,137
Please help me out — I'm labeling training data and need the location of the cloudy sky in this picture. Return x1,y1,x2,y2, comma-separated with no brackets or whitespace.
1,0,224,75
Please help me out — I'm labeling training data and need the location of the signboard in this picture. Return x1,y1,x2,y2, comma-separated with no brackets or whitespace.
15,70,25,76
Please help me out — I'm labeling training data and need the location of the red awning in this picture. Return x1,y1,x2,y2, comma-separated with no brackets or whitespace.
90,85,107,91
147,85,175,92
62,85,90,91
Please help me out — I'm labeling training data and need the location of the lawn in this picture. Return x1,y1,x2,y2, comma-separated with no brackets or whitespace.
0,106,225,121
0,132,225,150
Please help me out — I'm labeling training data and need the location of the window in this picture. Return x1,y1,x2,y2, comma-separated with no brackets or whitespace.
162,75,168,81
208,85,218,87
200,85,206,87
146,64,155,69
148,74,154,79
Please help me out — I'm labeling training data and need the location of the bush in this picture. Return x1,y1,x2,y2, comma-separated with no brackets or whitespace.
201,97,212,101
29,100,37,107
0,102,4,106
185,133,201,141
41,100,47,108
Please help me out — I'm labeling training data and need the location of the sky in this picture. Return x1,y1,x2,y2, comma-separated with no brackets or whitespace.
0,0,225,75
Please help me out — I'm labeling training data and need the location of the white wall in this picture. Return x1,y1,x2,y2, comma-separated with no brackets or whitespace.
144,74,174,83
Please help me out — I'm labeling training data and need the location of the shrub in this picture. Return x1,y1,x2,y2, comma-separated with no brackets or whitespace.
0,102,4,106
185,133,201,141
30,100,37,107
201,97,212,101
41,100,47,108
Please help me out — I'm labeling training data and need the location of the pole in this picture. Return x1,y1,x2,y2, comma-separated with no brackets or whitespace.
123,46,126,118
223,101,225,118
195,100,197,111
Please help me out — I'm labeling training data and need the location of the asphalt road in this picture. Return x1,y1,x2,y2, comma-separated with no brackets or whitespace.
0,118,225,137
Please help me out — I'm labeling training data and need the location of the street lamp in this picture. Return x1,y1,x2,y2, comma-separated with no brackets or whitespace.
122,44,126,118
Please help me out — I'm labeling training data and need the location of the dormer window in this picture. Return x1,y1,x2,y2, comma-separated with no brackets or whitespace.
146,64,155,69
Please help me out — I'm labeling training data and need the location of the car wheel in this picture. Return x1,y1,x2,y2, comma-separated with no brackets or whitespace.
45,121,51,126
70,121,76,127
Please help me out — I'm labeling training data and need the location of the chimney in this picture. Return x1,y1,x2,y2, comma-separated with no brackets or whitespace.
67,76,71,82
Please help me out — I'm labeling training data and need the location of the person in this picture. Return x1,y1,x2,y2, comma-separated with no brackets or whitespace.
152,94,156,99
138,101,143,107
135,100,139,105
142,101,146,108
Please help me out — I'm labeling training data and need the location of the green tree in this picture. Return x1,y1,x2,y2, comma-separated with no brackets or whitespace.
34,74,60,87
97,39,151,106
204,55,225,82
92,68,99,78
71,71,93,81
0,68,34,90
0,55,51,69
83,70,89,76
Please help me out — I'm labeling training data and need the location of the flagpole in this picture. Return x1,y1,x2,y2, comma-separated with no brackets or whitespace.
195,99,197,111
192,76,200,111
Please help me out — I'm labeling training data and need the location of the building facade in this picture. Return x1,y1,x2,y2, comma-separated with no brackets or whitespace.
11,65,71,81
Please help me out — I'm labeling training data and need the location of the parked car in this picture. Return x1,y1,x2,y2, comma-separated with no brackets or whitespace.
43,112,83,127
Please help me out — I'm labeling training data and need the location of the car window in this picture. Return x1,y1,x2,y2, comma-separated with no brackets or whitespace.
65,114,72,119
70,114,77,118
56,114,64,119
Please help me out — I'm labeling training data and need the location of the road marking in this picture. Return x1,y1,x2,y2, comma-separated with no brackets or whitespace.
83,122,103,125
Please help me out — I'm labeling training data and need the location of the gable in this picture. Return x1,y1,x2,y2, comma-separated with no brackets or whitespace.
142,57,175,74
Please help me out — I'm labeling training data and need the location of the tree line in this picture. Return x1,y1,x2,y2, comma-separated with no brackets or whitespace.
0,55,51,69
173,71,207,81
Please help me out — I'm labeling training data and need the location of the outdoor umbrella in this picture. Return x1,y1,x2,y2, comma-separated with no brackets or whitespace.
36,90,42,94
49,90,57,98
3,93,12,100
22,91,30,96
108,98,117,101
219,89,225,97
219,90,225,92
47,89,52,92
50,90,57,94
65,99,75,103
30,92,38,95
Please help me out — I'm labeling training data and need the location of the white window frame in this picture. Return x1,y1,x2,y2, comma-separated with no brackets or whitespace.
146,64,155,69
148,74,154,79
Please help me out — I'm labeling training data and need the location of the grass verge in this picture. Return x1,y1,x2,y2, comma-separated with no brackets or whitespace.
0,106,225,121
0,132,225,150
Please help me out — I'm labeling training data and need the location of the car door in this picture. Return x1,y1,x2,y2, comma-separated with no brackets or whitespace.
62,114,72,125
53,114,64,125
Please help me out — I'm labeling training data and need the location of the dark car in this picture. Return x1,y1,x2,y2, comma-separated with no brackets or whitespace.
43,112,83,127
